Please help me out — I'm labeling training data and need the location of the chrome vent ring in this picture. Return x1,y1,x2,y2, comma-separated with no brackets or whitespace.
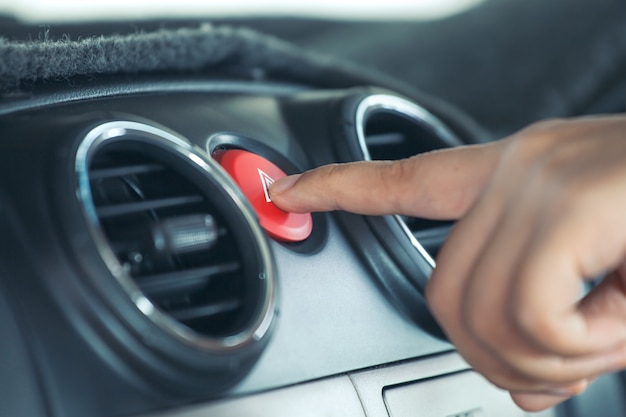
355,94,462,265
75,121,275,353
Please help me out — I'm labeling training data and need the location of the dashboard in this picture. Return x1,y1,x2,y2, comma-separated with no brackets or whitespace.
0,76,517,417
2,8,626,415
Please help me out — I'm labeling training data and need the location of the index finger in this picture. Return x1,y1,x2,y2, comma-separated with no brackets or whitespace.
269,142,503,219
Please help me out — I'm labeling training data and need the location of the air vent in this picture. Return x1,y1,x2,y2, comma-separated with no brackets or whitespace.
75,121,275,353
355,94,462,260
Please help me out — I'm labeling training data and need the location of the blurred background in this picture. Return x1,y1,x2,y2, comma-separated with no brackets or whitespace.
1,0,625,137
0,0,485,21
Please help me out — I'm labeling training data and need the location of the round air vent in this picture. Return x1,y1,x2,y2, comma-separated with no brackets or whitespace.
354,94,463,272
331,92,462,336
74,120,275,394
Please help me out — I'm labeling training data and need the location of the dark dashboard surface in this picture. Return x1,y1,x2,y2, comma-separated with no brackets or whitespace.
2,3,626,415
1,75,624,417
0,79,459,417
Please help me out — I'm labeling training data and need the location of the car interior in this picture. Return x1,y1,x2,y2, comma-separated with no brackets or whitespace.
1,1,626,416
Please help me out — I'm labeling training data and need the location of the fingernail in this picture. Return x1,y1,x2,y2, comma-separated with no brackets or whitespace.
545,380,589,397
270,174,301,195
544,388,577,397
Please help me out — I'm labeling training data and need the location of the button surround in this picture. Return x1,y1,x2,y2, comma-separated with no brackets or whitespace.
214,149,313,243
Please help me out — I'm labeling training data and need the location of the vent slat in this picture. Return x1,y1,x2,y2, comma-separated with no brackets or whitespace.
412,225,452,259
136,262,241,296
97,195,204,218
89,163,164,180
365,132,405,147
170,299,242,321
84,140,264,340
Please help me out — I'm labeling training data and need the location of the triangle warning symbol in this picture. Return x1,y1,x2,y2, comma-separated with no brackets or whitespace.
258,168,275,203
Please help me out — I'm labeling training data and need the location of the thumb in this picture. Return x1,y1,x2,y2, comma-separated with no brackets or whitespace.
269,142,503,219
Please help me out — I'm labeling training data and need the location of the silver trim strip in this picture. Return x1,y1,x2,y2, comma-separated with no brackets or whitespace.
75,121,276,353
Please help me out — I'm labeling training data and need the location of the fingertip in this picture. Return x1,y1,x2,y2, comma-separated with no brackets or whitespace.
268,174,307,213
270,174,301,195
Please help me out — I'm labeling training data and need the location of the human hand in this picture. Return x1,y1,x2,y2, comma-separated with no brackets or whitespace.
269,116,626,411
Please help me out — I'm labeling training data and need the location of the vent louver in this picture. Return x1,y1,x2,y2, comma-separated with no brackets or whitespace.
75,121,275,353
90,150,249,337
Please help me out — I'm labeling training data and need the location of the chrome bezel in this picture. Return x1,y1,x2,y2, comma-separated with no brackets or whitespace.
355,94,461,268
75,121,276,353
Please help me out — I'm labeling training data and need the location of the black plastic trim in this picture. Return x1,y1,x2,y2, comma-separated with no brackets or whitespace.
207,132,329,254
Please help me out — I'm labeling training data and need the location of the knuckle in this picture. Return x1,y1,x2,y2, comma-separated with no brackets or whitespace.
512,300,548,341
516,119,570,145
567,380,590,396
531,359,568,382
461,301,492,341
381,157,419,213
528,359,584,385
503,118,569,163
513,305,573,357
497,349,574,385
523,118,568,134
488,373,523,391
381,158,413,186
479,364,534,392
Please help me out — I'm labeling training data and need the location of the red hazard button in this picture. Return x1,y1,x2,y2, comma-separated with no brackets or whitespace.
214,149,313,242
